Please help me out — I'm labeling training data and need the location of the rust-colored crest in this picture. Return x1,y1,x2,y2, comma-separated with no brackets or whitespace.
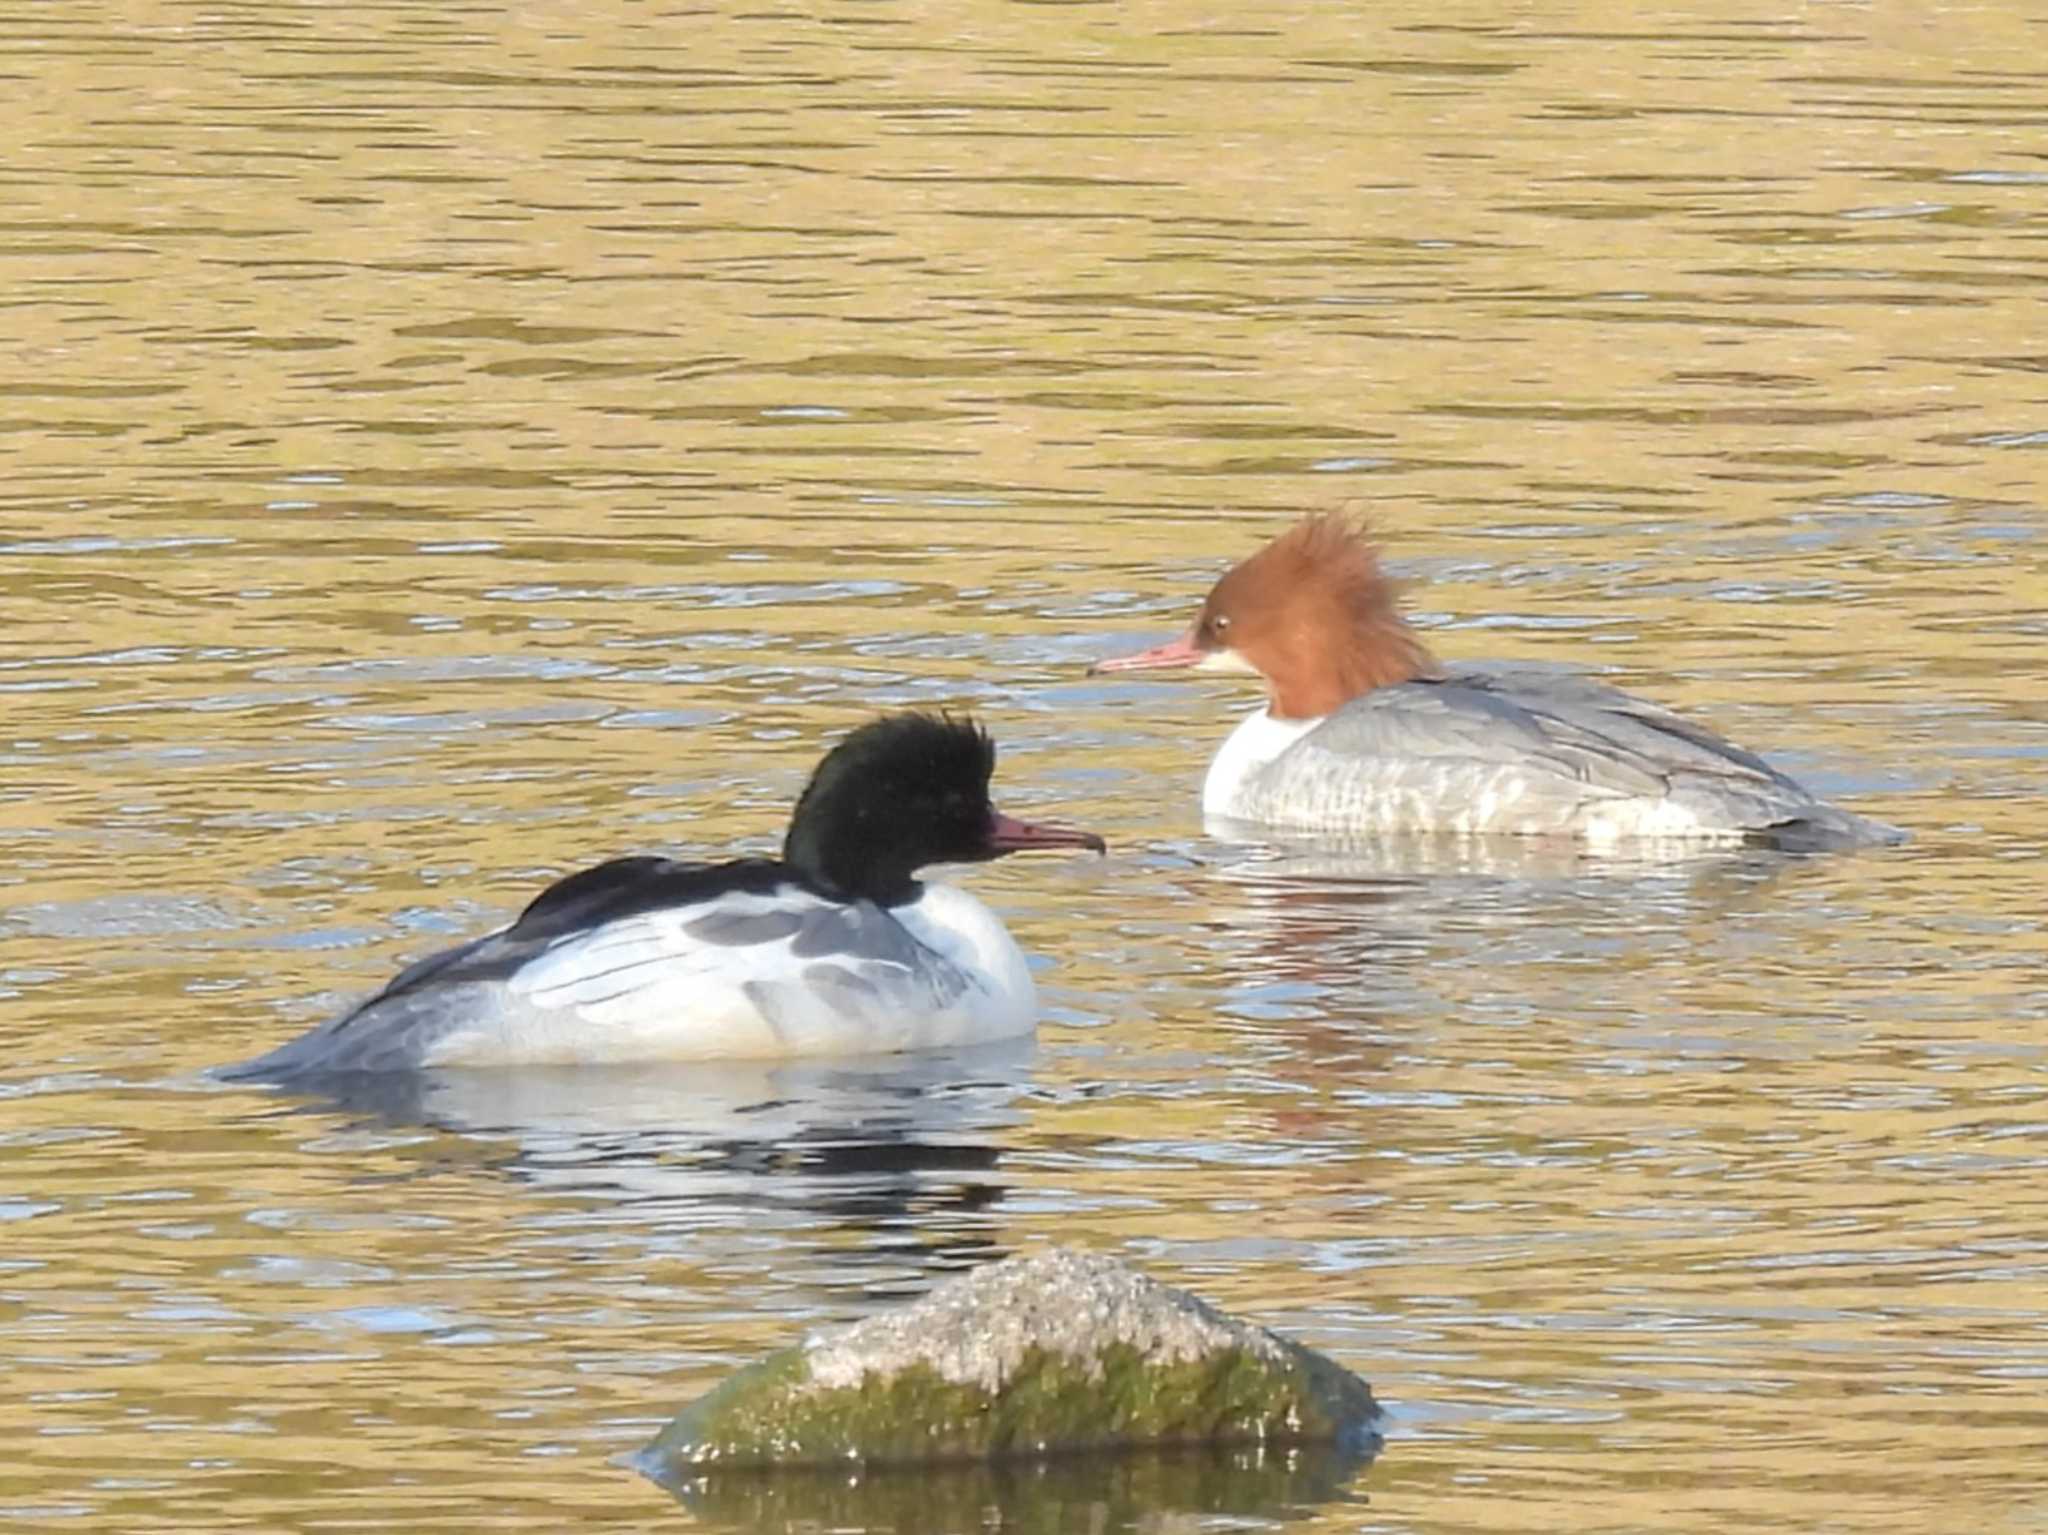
1202,515,1437,718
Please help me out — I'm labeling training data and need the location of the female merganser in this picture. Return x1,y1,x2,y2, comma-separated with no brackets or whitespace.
224,713,1104,1075
1094,516,1902,849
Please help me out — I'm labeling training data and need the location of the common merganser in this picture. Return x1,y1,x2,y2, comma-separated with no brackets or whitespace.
224,714,1104,1075
1094,516,1902,850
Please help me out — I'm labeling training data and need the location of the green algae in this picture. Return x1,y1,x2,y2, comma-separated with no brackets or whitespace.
641,1335,1375,1474
649,1440,1374,1534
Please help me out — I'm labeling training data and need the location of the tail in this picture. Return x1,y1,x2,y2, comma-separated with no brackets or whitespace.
218,983,482,1080
1751,805,1908,853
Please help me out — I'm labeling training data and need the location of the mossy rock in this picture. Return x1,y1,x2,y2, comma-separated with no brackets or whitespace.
636,1249,1377,1480
651,1441,1374,1533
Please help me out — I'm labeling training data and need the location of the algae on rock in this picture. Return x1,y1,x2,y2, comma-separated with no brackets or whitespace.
637,1248,1378,1480
650,1441,1375,1533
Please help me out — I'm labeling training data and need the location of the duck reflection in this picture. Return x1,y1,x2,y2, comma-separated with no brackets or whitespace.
1205,812,1804,886
1196,822,1794,990
256,1040,1036,1268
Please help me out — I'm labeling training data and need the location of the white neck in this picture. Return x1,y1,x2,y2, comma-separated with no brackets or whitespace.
1201,707,1324,816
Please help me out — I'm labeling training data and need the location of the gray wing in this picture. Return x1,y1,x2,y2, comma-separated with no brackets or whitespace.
226,892,984,1077
510,894,982,1057
1430,669,1800,789
1250,668,1896,845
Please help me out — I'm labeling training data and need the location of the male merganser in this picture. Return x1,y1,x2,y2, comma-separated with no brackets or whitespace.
1094,516,1902,849
224,713,1104,1075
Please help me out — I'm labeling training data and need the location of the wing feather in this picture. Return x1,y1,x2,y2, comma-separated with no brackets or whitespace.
501,890,982,1060
227,865,1018,1077
1244,668,1869,840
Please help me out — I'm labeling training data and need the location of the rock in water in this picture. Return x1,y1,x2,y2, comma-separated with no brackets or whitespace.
636,1248,1378,1478
650,1442,1374,1531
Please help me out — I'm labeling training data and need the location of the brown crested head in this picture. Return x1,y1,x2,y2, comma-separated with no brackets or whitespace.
1193,514,1437,718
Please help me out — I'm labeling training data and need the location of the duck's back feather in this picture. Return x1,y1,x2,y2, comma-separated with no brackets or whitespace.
223,857,1028,1076
1216,668,1903,848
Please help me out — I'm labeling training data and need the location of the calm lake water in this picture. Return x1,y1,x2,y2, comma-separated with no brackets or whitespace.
4,2,2046,1530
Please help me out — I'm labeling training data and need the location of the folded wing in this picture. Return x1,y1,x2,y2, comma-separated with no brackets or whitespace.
226,858,989,1075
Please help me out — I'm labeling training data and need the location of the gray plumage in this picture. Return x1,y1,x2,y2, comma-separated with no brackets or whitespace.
1221,667,1903,849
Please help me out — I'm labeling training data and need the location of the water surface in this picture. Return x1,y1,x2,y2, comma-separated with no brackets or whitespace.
4,3,2046,1531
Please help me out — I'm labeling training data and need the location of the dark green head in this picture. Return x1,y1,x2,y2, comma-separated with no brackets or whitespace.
782,713,1104,905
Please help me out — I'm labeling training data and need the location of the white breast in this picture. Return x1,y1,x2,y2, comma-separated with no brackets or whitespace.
1202,708,1325,818
893,883,1038,1031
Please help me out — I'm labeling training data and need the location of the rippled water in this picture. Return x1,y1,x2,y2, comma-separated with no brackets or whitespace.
4,3,2046,1531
